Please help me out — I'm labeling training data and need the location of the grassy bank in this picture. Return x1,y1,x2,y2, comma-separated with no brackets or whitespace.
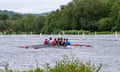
60,30,120,35
1,56,102,72
1,30,119,35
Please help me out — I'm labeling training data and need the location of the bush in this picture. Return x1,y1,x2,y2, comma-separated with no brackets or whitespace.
1,55,102,72
47,55,102,72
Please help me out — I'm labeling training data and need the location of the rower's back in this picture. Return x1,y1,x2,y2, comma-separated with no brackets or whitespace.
48,37,52,45
65,39,71,46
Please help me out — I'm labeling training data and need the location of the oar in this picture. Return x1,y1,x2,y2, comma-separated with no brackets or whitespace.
20,46,31,49
19,44,50,49
70,44,91,47
20,46,42,49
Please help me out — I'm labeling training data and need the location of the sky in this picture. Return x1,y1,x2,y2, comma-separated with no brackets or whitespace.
0,0,72,13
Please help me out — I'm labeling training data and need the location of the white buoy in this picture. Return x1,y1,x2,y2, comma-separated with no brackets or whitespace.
78,32,80,39
0,32,3,37
39,32,42,38
30,32,32,35
82,32,85,40
62,31,65,38
58,33,61,37
115,31,118,41
95,31,96,37
63,31,64,35
78,32,79,36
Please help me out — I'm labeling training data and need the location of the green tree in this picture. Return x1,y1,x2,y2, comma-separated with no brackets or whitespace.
11,13,23,20
34,16,46,33
43,0,109,33
0,13,9,31
107,0,120,31
0,13,9,21
98,18,112,31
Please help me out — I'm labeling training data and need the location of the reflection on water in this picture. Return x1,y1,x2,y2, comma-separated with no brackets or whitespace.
0,34,120,72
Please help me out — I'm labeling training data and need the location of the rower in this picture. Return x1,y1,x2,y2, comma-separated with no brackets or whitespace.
48,37,52,45
61,38,66,46
57,38,60,46
51,38,57,46
64,38,71,46
43,39,48,45
59,38,63,46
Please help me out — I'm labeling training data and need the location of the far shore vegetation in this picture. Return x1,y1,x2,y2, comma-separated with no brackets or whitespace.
0,0,120,34
0,30,120,35
0,55,102,72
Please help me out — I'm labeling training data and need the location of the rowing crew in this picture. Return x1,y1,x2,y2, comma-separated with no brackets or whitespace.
43,37,71,46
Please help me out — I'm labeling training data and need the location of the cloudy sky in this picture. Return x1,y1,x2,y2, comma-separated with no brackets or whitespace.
0,0,72,13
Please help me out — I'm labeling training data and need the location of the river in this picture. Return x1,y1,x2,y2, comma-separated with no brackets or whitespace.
0,34,120,72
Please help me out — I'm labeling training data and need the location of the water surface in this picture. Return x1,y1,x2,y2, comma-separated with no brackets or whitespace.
0,34,120,72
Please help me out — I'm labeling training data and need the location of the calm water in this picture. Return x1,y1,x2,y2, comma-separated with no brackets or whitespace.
0,34,120,72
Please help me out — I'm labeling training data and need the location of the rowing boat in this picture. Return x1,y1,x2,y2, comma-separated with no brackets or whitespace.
19,44,71,49
19,44,91,49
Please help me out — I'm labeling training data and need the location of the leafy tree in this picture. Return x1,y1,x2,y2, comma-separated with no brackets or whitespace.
0,13,9,21
11,13,23,20
0,13,9,31
107,0,120,31
98,18,112,31
43,0,109,33
2,0,120,34
33,16,46,33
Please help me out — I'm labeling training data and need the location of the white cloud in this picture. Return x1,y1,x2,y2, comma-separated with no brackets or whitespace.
0,0,72,13
0,0,34,3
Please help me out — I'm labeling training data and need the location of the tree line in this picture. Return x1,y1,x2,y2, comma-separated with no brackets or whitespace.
0,0,120,34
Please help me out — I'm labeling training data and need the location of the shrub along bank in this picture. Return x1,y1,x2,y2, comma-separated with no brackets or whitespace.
1,56,102,72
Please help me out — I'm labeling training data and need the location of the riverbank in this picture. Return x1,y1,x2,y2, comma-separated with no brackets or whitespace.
60,30,120,35
0,56,102,72
0,30,120,35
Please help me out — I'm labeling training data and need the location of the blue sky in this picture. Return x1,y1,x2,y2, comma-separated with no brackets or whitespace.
0,0,72,13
